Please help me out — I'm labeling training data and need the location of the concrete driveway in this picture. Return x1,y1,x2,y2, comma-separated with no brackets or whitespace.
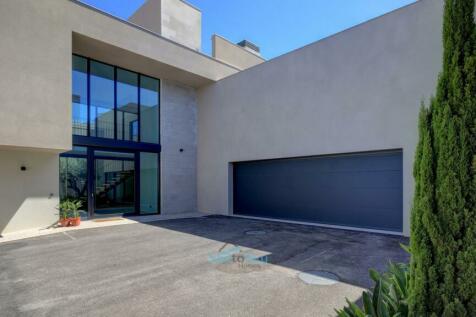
0,216,408,317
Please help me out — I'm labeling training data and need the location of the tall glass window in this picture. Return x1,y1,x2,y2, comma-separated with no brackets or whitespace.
140,152,159,214
59,146,88,217
140,76,160,144
117,69,139,141
72,56,88,136
90,61,114,138
69,56,161,216
71,56,160,144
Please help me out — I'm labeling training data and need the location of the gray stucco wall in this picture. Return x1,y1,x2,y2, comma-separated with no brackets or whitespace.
0,0,230,234
129,0,202,51
128,0,163,35
0,150,59,234
0,0,71,152
161,0,201,51
197,0,445,236
0,0,234,153
161,81,197,215
212,35,265,70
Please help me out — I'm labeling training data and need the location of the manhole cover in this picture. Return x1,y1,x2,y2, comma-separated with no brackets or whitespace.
244,230,267,235
298,270,340,285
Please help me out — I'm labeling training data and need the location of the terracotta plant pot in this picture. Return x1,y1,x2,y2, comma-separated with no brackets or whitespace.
59,217,81,227
69,217,81,226
59,218,71,227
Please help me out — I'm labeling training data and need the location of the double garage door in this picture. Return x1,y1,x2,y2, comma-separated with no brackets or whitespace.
233,151,403,233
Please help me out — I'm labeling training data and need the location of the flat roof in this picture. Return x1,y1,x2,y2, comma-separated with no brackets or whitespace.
70,0,239,87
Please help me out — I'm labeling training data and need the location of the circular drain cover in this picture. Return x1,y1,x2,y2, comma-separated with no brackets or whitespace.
298,271,340,286
244,230,267,235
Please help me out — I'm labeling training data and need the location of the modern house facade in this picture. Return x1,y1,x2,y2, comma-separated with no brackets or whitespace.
0,0,458,236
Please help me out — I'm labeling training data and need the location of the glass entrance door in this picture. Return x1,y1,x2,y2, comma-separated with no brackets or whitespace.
61,146,160,218
93,151,135,216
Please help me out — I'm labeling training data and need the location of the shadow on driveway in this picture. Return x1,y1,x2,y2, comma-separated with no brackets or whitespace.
0,215,408,317
141,215,409,288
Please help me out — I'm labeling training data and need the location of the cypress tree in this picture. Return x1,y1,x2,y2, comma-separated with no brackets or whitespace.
409,0,476,316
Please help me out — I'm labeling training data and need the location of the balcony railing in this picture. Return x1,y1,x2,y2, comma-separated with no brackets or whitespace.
73,111,138,140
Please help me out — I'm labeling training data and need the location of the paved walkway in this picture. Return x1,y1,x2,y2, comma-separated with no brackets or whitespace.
0,212,205,243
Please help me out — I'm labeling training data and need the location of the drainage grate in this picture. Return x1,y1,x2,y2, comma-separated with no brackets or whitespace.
298,270,340,286
244,230,267,235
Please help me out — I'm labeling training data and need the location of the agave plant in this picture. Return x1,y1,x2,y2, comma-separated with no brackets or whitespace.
336,262,409,317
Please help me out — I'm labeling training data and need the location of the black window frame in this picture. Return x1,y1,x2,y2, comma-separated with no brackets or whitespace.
68,54,161,217
72,54,160,147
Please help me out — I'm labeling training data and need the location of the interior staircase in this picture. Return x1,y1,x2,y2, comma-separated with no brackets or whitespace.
95,170,134,199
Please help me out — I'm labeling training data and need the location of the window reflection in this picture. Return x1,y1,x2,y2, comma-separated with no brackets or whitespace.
71,56,160,144
90,61,114,139
72,56,88,136
59,156,88,216
140,76,160,144
140,152,159,214
117,69,138,141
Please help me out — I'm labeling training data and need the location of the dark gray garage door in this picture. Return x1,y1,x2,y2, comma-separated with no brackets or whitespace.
233,151,403,232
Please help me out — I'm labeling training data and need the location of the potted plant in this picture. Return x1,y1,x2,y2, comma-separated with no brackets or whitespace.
59,199,82,227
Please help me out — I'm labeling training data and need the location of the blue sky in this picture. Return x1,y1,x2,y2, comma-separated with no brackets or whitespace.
80,0,416,60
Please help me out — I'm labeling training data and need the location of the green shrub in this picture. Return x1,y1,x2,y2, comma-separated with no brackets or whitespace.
409,0,476,315
59,199,83,219
335,262,409,317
